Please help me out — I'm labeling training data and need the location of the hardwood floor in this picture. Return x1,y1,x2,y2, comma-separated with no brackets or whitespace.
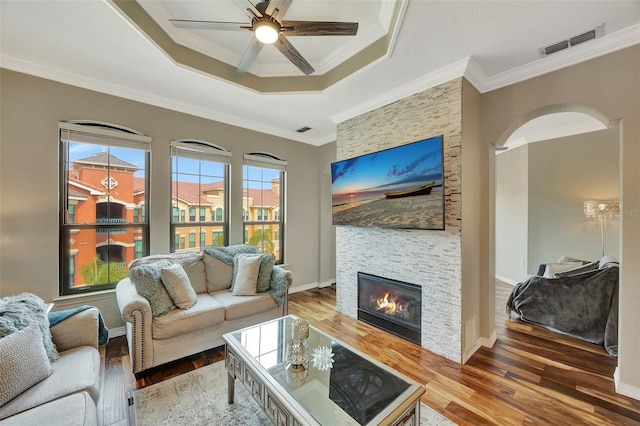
102,282,640,425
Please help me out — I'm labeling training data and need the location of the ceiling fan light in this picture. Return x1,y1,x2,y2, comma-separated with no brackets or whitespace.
255,20,279,44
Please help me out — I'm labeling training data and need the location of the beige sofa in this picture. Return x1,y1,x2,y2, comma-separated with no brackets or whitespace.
116,248,292,374
0,308,101,426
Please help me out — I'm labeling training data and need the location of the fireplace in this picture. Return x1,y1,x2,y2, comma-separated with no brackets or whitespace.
357,272,422,345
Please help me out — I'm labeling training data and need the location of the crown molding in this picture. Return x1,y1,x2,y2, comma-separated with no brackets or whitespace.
330,57,470,124
0,56,325,146
331,23,640,125
479,22,640,93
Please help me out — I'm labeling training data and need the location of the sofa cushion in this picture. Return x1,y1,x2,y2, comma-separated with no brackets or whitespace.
130,252,207,294
129,260,176,317
257,254,275,293
152,294,226,340
210,290,277,321
0,292,59,362
203,253,233,292
0,345,100,420
231,254,262,296
160,263,197,309
0,392,97,426
0,325,52,407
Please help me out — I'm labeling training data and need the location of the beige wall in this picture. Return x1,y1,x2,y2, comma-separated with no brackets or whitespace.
495,145,529,281
0,69,324,330
461,79,491,356
482,45,640,397
528,129,620,269
318,141,336,285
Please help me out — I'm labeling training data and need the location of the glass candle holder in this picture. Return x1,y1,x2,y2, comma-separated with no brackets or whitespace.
292,318,309,340
285,338,308,367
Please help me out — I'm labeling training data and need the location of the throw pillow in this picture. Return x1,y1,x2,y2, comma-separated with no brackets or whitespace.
543,262,583,278
0,292,59,362
203,253,234,292
231,254,262,296
160,263,198,309
0,325,53,406
256,254,275,293
557,255,588,264
554,261,599,277
129,260,176,317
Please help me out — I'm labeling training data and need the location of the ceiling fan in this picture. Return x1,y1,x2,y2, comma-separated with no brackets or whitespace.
169,0,358,75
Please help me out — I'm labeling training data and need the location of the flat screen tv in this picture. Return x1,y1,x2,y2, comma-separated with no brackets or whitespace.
331,135,444,230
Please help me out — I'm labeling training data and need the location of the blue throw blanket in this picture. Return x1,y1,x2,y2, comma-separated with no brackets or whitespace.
49,305,109,346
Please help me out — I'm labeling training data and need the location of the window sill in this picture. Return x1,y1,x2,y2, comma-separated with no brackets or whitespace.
53,288,116,303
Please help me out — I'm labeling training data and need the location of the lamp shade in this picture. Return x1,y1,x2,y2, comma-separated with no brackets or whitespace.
584,200,619,221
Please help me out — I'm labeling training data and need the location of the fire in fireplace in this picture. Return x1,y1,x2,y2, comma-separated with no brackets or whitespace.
357,272,422,345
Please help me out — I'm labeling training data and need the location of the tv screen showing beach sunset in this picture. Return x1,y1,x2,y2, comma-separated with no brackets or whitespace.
331,135,444,230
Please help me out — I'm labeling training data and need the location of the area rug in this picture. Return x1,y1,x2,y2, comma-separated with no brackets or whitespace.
132,361,455,425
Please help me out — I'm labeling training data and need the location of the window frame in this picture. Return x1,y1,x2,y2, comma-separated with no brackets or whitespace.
59,121,151,296
243,152,286,264
170,140,231,252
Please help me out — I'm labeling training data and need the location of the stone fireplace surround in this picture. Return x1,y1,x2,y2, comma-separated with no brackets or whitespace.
335,79,463,362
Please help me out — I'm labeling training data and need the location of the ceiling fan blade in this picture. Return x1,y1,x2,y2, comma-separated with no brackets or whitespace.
169,19,249,31
233,0,263,19
237,37,264,73
274,34,314,75
265,0,293,21
282,21,358,36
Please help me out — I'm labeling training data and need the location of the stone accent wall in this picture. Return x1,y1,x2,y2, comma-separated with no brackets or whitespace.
335,78,463,362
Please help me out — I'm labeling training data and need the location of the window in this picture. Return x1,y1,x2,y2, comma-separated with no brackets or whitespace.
68,204,76,224
171,140,230,252
172,207,179,223
59,121,150,295
133,207,140,223
134,239,143,259
212,231,223,246
69,255,76,288
243,153,286,264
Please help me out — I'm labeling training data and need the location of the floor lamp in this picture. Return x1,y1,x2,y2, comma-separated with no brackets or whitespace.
583,200,619,257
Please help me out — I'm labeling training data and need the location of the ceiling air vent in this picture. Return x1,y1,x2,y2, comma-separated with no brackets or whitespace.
296,126,311,133
540,24,604,57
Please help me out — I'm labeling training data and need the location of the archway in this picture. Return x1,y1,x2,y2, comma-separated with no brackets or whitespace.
490,103,620,348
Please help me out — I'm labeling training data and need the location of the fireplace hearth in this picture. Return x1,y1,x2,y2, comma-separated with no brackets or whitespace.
357,272,422,345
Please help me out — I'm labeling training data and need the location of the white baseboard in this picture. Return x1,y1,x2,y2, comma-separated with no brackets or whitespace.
614,367,640,400
108,326,126,338
495,274,518,286
480,330,498,348
462,339,481,364
462,330,498,364
288,280,336,294
318,279,336,288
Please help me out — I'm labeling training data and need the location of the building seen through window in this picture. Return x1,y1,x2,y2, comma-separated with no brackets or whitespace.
170,140,230,252
59,121,150,295
243,153,286,264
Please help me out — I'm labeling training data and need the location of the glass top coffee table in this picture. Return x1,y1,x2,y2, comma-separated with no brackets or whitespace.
223,315,425,426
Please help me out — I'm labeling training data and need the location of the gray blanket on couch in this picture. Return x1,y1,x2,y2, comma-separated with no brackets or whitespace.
506,263,619,356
